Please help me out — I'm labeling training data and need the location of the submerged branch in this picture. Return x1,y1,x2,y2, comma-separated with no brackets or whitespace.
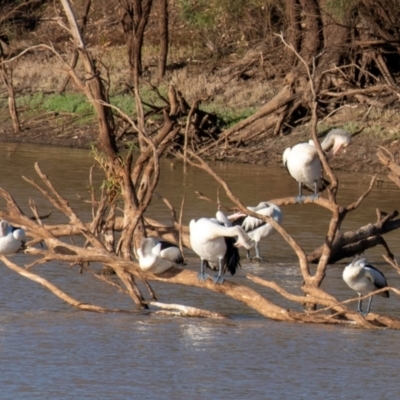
0,255,129,313
148,301,227,319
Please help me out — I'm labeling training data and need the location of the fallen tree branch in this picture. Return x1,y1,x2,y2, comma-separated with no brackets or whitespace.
148,301,228,319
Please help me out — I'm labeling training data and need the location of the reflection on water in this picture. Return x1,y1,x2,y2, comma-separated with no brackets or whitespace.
0,144,399,398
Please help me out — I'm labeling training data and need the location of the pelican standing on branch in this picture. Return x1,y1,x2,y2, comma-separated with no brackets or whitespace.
0,220,26,255
282,128,351,202
229,202,282,262
342,257,389,316
137,237,184,274
189,211,253,284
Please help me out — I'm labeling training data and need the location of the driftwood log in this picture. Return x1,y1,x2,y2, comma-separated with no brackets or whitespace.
1,0,400,330
1,140,399,329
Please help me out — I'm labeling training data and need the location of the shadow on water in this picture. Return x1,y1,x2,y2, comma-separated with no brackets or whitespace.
0,144,399,399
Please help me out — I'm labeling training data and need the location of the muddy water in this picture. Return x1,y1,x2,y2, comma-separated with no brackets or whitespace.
0,143,399,399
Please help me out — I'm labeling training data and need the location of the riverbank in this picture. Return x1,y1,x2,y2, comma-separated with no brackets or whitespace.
0,118,397,176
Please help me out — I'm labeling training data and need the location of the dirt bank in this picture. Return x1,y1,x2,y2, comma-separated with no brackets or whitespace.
0,122,398,176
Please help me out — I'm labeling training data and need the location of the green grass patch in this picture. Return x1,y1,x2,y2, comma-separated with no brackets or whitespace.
16,92,46,109
10,89,257,131
201,103,257,129
110,85,169,117
42,93,94,114
13,91,172,121
111,95,135,116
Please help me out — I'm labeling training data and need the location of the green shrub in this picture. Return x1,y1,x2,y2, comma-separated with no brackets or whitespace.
42,93,93,114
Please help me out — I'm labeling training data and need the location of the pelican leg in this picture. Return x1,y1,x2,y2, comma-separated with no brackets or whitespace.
364,296,373,316
213,258,225,284
295,182,306,203
251,242,265,263
357,295,363,314
198,259,211,282
308,181,319,201
246,249,252,260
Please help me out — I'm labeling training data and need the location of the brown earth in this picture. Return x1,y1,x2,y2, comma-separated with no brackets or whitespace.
0,118,398,176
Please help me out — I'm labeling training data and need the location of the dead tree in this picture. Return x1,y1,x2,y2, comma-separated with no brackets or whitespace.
55,0,181,308
0,0,400,329
118,0,153,85
2,144,400,328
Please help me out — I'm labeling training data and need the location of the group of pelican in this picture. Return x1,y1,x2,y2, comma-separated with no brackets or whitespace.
137,202,282,284
283,128,390,314
136,127,390,315
189,207,282,284
0,136,388,318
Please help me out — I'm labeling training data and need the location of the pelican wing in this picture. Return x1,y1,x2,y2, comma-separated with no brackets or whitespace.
242,215,266,232
159,240,175,251
364,264,389,296
244,204,281,230
224,236,240,276
159,240,184,264
230,214,247,227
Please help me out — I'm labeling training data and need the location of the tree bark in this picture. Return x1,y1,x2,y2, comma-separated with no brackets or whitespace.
285,0,301,65
157,0,168,80
119,0,153,85
298,0,321,63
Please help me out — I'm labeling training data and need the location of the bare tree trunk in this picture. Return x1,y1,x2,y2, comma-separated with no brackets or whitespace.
285,0,301,65
59,0,118,160
59,0,151,308
118,0,153,85
157,0,168,80
298,0,321,63
0,65,20,133
58,0,92,94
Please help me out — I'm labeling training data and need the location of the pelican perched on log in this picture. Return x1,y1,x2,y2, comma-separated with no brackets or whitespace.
282,128,351,202
229,202,282,262
137,237,184,274
0,220,26,255
189,211,253,284
342,257,389,316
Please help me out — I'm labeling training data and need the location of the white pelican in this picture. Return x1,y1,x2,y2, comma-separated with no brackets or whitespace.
282,128,351,202
137,237,184,274
229,202,282,261
189,211,253,284
0,220,26,255
342,257,389,315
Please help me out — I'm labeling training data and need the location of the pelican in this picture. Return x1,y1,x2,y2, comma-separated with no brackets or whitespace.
282,128,351,202
137,237,184,274
189,211,253,284
342,257,389,316
0,220,26,255
229,202,282,261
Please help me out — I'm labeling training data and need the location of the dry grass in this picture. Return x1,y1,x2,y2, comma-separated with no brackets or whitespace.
7,44,278,119
4,41,400,140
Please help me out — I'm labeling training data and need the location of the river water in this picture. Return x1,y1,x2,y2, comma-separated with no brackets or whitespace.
0,143,399,399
